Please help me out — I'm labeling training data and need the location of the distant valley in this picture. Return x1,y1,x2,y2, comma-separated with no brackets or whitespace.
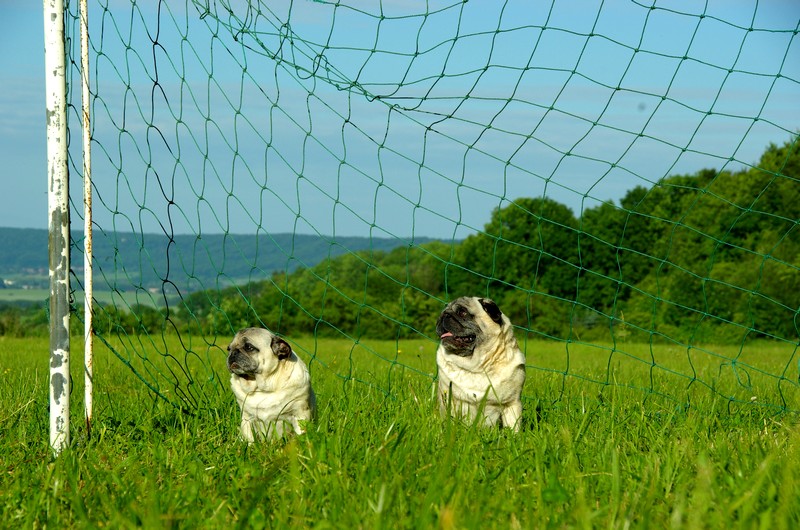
0,227,437,303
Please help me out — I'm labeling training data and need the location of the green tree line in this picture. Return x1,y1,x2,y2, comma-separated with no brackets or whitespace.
3,139,798,345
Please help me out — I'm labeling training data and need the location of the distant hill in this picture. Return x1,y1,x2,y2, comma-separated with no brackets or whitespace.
0,227,439,292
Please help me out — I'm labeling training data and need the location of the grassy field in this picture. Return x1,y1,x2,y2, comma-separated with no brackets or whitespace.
0,288,50,304
0,289,171,307
1,334,799,529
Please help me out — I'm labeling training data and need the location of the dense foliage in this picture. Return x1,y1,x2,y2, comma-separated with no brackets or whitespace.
169,139,798,345
3,139,798,344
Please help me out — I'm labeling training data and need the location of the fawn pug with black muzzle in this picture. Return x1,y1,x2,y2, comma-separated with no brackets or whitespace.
436,297,526,431
227,327,316,442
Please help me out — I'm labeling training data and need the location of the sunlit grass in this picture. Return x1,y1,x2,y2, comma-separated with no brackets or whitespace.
1,334,799,528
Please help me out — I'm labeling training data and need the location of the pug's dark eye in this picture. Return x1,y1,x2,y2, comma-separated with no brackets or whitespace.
244,343,255,353
457,307,468,318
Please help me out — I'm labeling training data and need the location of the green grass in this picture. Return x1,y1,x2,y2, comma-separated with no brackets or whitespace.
0,288,171,307
0,288,50,303
1,334,799,529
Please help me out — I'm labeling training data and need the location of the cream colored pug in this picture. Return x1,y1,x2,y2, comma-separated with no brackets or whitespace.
226,327,316,442
436,297,526,431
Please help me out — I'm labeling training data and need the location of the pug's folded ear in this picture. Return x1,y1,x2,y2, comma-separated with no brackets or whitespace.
478,297,503,326
271,336,292,360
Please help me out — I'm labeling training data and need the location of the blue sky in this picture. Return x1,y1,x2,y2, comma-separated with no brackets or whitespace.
2,0,799,240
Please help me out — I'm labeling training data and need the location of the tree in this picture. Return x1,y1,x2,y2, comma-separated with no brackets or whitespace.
452,197,580,300
576,200,625,310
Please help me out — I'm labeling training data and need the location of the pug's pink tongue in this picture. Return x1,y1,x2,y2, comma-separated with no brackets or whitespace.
440,332,454,339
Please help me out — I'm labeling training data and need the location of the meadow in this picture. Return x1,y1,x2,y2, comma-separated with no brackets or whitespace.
1,334,799,529
0,288,169,307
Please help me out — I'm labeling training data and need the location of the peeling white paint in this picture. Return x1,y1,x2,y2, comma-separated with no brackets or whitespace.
50,351,63,368
51,372,68,403
44,0,70,456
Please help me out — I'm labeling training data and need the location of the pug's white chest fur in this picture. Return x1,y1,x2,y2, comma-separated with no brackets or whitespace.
231,368,309,421
437,346,525,429
230,361,315,442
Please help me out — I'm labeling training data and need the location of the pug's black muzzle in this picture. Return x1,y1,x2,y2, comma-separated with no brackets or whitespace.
227,350,258,378
436,311,478,357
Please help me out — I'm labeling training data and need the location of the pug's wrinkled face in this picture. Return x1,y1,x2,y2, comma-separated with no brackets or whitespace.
436,297,505,357
226,327,292,379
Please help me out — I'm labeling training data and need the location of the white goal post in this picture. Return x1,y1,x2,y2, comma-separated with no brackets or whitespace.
44,0,71,455
44,0,95,455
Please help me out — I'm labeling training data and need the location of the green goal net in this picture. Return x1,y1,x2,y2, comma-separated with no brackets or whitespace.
62,0,800,414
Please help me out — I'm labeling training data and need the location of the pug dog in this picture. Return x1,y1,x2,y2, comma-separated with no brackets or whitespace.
227,327,316,442
436,297,526,431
